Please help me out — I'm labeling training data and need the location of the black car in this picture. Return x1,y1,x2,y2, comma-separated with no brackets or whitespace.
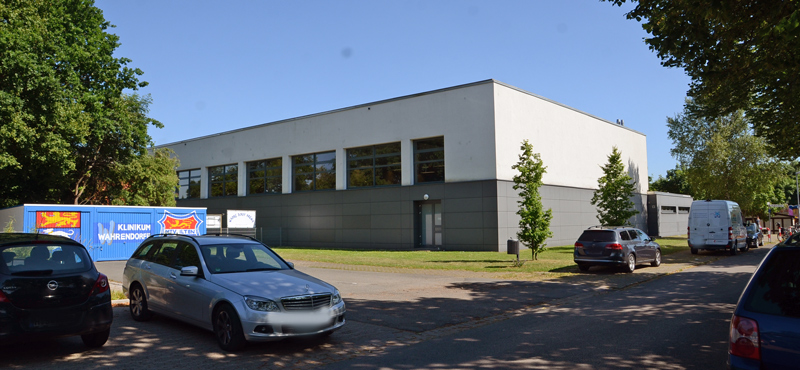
0,233,112,347
729,233,800,369
745,224,763,249
573,226,661,273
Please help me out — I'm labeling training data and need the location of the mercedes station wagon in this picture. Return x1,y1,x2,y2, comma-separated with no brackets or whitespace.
122,234,345,351
0,233,112,347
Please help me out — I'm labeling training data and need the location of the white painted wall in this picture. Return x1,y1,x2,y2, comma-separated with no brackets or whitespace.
493,83,649,193
162,80,648,195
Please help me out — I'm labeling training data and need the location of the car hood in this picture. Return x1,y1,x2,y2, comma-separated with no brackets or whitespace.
209,269,336,299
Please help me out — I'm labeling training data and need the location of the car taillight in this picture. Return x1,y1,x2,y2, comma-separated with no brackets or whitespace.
0,290,8,303
729,226,734,241
730,315,760,360
605,243,623,250
90,273,110,296
574,242,584,249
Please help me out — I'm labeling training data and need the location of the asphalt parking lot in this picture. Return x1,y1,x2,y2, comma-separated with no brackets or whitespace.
1,247,755,369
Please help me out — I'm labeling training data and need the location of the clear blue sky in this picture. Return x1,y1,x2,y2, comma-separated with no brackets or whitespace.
95,0,690,180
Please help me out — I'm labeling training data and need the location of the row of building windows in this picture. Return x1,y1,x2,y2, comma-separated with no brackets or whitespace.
177,137,444,199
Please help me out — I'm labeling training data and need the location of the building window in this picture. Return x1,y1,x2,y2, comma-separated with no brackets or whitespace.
661,206,677,214
247,158,282,195
293,151,335,192
679,207,690,214
177,169,201,199
209,164,238,197
414,136,444,183
347,142,401,188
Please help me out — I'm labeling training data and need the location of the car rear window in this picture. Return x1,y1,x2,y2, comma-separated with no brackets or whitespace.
743,249,800,318
746,224,758,233
577,230,617,242
1,243,92,275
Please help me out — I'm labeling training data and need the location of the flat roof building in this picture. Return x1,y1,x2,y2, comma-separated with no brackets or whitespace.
164,79,650,251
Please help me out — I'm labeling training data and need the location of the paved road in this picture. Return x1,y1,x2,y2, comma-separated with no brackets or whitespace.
2,247,768,369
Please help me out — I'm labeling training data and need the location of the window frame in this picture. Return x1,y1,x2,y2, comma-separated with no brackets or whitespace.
247,158,282,195
346,142,401,188
414,136,444,184
209,164,239,197
292,151,336,192
177,169,201,199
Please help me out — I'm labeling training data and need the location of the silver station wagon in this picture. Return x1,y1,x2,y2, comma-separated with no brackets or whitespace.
122,234,345,351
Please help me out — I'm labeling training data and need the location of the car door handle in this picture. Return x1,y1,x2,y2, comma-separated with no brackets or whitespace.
170,272,178,279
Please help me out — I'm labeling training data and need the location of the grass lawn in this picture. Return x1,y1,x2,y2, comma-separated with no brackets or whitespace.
273,235,689,275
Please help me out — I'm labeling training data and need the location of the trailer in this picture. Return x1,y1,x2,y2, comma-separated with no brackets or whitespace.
0,204,207,261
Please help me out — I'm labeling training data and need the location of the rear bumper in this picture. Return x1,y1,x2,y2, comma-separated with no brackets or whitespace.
0,299,113,344
574,254,626,266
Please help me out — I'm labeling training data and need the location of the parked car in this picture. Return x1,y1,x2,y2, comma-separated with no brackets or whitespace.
573,226,661,273
688,200,748,255
729,233,800,369
122,234,346,351
0,233,112,347
745,224,763,249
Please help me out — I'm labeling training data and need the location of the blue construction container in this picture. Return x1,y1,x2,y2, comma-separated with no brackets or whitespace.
0,204,207,261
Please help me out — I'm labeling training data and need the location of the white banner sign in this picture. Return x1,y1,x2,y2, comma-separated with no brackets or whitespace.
227,210,256,228
207,214,222,229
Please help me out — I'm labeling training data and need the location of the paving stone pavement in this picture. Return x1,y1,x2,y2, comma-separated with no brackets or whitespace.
2,245,769,369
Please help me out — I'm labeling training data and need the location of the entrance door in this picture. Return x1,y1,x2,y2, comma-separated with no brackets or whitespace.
416,201,442,248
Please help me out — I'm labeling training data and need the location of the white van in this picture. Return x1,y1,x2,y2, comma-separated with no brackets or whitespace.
687,200,748,255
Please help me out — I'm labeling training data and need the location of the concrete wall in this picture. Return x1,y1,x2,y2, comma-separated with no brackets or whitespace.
646,192,693,237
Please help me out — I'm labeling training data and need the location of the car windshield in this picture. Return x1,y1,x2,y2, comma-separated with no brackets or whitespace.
743,249,800,318
746,224,758,233
200,243,289,274
577,230,616,242
0,243,92,276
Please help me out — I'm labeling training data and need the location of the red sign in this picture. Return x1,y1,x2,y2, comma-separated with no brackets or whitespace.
37,212,81,228
158,211,202,235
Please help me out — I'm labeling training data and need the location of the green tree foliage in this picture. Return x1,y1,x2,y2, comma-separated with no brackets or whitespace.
667,101,786,217
591,146,639,226
82,148,180,207
650,165,691,195
511,140,553,261
603,0,800,159
0,0,167,207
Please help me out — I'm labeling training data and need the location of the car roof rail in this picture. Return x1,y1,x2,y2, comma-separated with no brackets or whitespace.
202,233,261,243
143,233,200,245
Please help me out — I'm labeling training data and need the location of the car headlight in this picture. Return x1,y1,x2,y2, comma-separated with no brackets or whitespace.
331,290,342,305
244,296,279,312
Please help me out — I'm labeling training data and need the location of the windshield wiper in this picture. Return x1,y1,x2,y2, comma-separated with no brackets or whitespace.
245,267,280,272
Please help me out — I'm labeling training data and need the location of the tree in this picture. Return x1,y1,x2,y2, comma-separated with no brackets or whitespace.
602,0,800,159
650,165,691,195
591,146,639,226
667,100,786,217
0,0,165,207
511,140,553,261
81,148,180,207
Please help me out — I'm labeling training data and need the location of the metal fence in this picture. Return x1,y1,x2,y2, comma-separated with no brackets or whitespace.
206,227,284,246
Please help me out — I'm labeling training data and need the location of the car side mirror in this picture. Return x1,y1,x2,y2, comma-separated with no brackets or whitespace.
180,266,199,276
650,236,657,242
286,261,294,269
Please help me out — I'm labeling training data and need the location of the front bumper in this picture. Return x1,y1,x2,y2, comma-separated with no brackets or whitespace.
240,301,346,342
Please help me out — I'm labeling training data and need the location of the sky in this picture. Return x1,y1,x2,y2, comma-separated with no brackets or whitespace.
95,0,691,180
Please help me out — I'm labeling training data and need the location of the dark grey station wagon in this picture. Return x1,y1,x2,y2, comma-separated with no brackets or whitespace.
573,226,661,273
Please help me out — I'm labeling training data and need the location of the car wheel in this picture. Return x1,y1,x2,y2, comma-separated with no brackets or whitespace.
81,328,110,348
690,247,698,255
577,263,590,272
623,254,636,273
214,304,246,352
129,284,151,322
651,249,661,267
730,243,738,255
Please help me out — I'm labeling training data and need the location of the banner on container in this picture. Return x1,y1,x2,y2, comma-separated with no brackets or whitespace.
37,211,81,242
158,211,203,235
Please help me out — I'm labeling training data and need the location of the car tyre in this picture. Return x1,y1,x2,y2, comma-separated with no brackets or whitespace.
623,254,636,273
690,247,698,255
577,263,590,272
81,328,110,348
129,284,151,322
651,249,661,267
214,304,246,352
